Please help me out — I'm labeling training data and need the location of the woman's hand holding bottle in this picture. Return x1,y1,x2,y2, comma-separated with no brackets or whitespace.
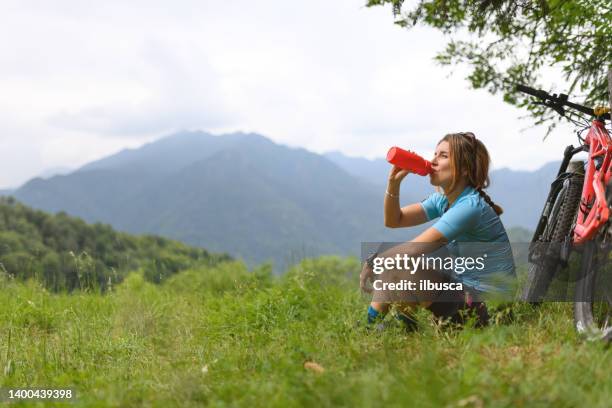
385,146,431,196
388,165,410,185
387,166,410,198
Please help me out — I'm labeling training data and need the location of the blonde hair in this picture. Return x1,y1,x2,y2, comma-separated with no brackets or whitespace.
438,132,503,215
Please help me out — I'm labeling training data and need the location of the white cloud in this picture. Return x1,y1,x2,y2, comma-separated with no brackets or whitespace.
0,0,582,188
46,39,237,137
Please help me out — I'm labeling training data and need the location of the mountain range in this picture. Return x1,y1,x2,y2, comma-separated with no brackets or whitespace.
8,131,558,269
12,132,411,270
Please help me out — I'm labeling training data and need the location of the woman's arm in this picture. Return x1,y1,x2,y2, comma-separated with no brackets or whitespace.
384,202,429,228
384,166,429,228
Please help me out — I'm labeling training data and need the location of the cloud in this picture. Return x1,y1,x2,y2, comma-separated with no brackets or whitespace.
0,0,581,188
46,39,237,137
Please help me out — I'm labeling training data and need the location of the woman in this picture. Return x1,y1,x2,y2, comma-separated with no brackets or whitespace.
360,132,515,329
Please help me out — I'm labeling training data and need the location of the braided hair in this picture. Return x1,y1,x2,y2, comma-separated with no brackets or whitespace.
439,132,503,215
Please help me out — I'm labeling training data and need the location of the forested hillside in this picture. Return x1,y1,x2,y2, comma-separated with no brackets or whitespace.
0,197,231,292
13,132,409,270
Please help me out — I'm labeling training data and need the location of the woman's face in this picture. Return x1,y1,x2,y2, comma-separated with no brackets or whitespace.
429,141,453,188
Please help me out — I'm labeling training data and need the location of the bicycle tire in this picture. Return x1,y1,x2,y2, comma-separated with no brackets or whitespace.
574,185,612,342
522,173,583,303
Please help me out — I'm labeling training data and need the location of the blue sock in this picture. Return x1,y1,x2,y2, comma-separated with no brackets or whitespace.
367,305,384,324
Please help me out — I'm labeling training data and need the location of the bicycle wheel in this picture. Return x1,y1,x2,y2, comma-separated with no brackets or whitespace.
574,187,612,341
522,173,583,303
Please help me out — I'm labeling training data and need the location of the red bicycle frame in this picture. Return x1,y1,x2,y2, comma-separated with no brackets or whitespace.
573,120,612,244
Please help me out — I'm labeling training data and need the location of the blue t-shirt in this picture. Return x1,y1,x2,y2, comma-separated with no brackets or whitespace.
420,186,515,293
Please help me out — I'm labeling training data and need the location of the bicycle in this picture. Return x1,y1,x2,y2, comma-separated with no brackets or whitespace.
517,84,612,341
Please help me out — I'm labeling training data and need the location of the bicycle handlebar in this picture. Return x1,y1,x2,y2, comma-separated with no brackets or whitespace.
516,84,609,119
516,85,551,102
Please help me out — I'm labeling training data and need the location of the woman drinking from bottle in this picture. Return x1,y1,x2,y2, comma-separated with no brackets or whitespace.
360,132,515,330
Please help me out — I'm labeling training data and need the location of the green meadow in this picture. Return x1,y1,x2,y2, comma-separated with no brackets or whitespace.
1,257,610,407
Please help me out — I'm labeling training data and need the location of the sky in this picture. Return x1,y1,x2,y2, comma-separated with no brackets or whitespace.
0,0,583,189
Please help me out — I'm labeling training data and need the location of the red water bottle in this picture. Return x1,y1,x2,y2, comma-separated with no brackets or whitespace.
386,147,432,176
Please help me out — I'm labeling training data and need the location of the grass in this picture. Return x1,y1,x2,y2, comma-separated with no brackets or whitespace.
0,257,611,407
